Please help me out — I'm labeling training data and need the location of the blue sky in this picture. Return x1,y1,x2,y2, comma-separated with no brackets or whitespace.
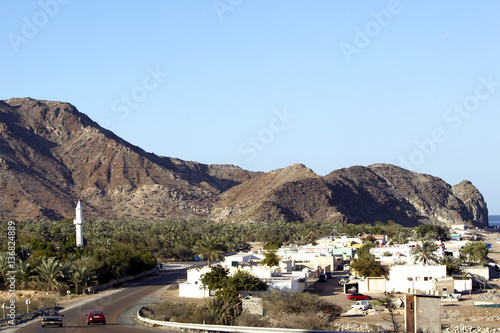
1,1,499,214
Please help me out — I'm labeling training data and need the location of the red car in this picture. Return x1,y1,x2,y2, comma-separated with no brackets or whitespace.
86,310,106,325
347,293,372,300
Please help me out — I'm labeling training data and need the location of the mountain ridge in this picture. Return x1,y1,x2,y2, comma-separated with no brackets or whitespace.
0,98,489,227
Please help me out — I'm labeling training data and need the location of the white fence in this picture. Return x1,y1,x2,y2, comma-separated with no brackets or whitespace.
136,306,368,333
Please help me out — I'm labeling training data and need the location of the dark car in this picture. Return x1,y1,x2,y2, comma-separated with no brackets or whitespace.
325,272,332,278
347,293,372,300
338,275,350,285
86,310,106,325
41,310,63,327
318,274,327,282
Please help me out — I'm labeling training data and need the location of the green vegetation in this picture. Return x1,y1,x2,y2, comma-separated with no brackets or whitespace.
199,266,268,325
410,240,439,265
257,290,342,330
0,217,483,295
141,302,214,324
414,224,449,241
350,243,387,277
193,235,225,267
459,241,489,266
143,290,342,330
261,251,281,267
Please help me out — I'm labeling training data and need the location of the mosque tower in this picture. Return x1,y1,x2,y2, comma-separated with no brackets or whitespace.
73,201,85,247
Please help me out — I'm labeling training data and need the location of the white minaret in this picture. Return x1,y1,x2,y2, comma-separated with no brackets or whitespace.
73,200,85,247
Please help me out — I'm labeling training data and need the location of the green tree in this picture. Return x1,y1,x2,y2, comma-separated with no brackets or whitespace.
356,243,376,258
194,235,225,268
229,269,268,294
0,252,9,284
17,244,33,261
351,254,387,277
459,242,488,266
32,257,66,292
15,259,32,289
200,267,267,299
414,225,448,241
263,240,281,250
204,295,241,325
261,251,281,267
351,243,386,277
200,265,230,292
439,255,459,276
410,241,439,265
171,244,194,261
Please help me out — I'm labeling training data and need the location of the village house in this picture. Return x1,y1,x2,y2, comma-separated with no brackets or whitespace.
178,252,318,298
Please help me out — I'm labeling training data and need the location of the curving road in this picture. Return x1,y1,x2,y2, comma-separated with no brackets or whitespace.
14,265,190,333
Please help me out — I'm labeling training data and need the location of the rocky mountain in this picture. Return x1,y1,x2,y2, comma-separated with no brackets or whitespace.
0,98,489,227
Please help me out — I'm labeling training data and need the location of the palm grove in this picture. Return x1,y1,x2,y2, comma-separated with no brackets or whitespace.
0,219,489,310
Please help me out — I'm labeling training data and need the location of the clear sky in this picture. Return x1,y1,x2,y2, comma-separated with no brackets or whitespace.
1,1,499,214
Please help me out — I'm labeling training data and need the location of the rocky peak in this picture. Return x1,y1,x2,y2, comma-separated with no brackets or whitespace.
0,98,489,227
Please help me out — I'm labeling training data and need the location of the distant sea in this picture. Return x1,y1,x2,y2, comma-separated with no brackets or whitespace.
489,215,500,226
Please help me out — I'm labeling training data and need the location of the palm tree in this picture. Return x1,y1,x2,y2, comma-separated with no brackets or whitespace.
439,255,459,276
410,240,439,265
0,252,10,284
262,251,281,267
194,235,225,267
15,259,32,289
68,267,84,295
33,257,66,292
17,244,33,261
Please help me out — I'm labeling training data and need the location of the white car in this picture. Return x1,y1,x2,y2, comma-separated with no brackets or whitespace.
351,300,372,311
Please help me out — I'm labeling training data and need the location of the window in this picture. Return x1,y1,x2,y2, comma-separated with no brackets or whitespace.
424,277,429,281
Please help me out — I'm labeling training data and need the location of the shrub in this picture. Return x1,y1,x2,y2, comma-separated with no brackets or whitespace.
144,301,214,324
257,290,339,330
234,311,270,327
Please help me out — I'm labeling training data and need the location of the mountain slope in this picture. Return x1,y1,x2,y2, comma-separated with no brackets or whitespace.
0,98,256,221
0,98,489,227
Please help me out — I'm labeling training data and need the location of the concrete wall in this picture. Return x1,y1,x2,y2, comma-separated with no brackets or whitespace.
388,265,446,293
454,278,472,292
179,282,210,298
433,277,454,295
414,295,441,333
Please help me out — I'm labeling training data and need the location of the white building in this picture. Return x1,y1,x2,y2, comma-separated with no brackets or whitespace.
386,264,447,293
178,251,319,298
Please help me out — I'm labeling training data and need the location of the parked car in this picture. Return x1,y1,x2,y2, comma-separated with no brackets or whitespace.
318,274,327,282
41,310,63,327
86,310,106,325
338,275,350,285
347,293,372,300
325,272,332,278
351,300,372,310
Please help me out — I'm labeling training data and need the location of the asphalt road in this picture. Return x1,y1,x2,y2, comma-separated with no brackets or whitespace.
14,267,189,333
